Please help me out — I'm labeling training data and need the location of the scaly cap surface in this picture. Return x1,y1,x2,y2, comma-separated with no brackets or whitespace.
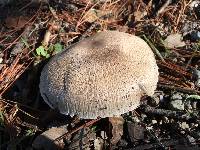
40,31,159,119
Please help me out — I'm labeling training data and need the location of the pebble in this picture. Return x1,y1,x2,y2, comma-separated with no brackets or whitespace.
0,57,3,64
127,122,145,142
171,92,183,100
170,118,174,124
192,101,197,109
141,113,147,121
180,130,186,134
159,120,162,125
187,135,196,145
190,31,200,41
132,116,140,123
193,68,200,87
149,95,160,106
190,0,200,10
152,120,157,124
32,125,69,150
94,137,104,150
162,117,169,124
185,102,193,111
180,122,189,130
170,99,184,110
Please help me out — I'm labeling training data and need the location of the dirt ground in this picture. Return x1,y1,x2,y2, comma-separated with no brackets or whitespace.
0,0,200,150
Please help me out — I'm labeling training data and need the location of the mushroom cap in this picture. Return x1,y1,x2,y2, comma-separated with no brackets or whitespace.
40,31,159,119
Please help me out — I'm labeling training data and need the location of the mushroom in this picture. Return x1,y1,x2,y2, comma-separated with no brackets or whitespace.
39,30,159,119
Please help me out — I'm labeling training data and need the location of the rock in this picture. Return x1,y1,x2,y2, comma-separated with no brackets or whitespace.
127,122,145,142
162,116,169,124
190,31,200,41
180,122,189,130
170,93,185,110
192,101,197,109
190,0,200,10
193,69,200,87
170,99,184,110
171,92,183,100
186,135,196,145
152,120,157,124
149,93,160,107
140,113,147,121
94,137,104,150
184,94,200,112
32,125,69,150
182,21,198,34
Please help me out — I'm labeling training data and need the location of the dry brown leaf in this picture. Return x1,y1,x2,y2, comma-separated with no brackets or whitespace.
134,11,147,22
164,33,186,49
5,16,29,29
109,116,124,145
84,9,111,23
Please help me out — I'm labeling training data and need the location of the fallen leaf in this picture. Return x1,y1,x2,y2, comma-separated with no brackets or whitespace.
109,116,124,145
94,137,104,150
164,33,186,49
134,10,147,22
5,16,29,29
84,9,111,23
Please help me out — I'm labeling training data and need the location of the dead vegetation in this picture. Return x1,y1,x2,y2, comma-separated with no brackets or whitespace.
0,0,200,149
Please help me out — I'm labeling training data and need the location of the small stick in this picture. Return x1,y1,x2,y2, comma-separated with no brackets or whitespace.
0,59,34,96
78,22,100,41
156,0,172,16
142,35,166,63
54,118,101,143
158,83,200,94
143,105,184,118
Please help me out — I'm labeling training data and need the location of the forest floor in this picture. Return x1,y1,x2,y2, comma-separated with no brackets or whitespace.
0,0,200,150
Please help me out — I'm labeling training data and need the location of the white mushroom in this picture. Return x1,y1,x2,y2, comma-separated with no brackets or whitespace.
39,30,159,119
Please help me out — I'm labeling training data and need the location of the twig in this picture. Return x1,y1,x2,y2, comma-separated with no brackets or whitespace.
2,3,41,53
158,83,200,94
43,27,51,47
76,1,98,29
0,99,39,120
156,0,172,16
0,59,34,96
78,22,100,41
142,35,166,63
2,31,26,53
174,0,192,31
143,105,185,118
54,118,100,143
157,60,192,77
